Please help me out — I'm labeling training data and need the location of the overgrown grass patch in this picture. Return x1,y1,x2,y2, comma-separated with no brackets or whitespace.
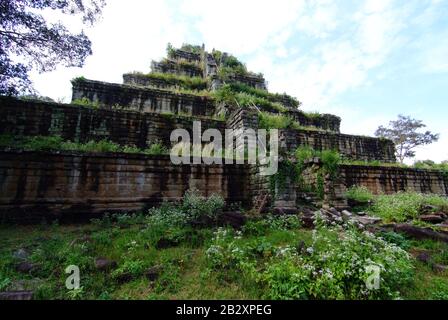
0,134,169,155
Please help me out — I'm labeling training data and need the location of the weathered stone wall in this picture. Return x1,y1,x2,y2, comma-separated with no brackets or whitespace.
122,73,207,91
225,74,267,90
287,111,341,133
71,79,215,116
0,96,225,149
280,129,396,162
169,49,202,63
0,151,250,222
303,163,448,208
151,60,203,78
249,165,271,209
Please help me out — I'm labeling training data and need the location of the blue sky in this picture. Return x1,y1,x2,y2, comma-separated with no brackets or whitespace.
31,0,448,162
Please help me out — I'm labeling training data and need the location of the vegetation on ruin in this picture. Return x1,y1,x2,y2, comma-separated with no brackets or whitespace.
0,134,169,156
267,147,342,201
345,186,375,204
345,186,448,223
212,86,287,113
211,50,263,79
126,72,208,91
2,190,447,300
225,82,300,108
72,97,100,109
258,112,301,130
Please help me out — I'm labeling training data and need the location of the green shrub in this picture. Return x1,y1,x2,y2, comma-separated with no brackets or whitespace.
243,215,301,236
369,192,448,222
72,97,99,109
60,139,121,153
129,72,207,91
345,186,374,203
226,82,300,108
147,190,225,228
23,135,64,151
212,86,287,113
258,112,295,130
321,150,341,178
181,189,225,223
144,141,169,155
112,259,145,280
206,223,413,299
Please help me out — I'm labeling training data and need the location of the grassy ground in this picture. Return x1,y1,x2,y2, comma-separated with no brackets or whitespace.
0,218,447,300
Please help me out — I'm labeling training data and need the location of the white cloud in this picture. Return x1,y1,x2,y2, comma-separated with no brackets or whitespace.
179,0,305,55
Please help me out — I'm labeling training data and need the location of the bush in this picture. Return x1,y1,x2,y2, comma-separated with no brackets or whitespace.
147,190,225,228
345,186,374,203
321,150,341,178
243,215,301,236
205,223,414,299
212,86,287,113
181,189,225,223
369,192,448,222
129,72,207,91
72,97,99,109
62,139,122,153
144,141,169,155
258,112,297,130
23,135,65,151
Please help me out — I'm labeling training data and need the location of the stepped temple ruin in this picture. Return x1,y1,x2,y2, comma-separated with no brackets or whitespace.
0,43,447,222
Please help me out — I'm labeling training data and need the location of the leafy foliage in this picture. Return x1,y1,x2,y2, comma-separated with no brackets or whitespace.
258,112,299,130
72,97,99,109
226,82,300,108
345,186,375,203
0,0,105,95
128,72,207,91
0,134,169,155
213,85,286,113
206,223,413,300
375,115,439,163
369,192,448,223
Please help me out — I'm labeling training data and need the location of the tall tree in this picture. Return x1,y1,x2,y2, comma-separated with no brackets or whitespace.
0,0,105,95
375,115,439,163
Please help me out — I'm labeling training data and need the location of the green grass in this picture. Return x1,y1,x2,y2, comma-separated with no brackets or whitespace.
212,85,287,113
370,192,448,223
0,214,445,300
345,187,448,223
126,72,208,91
0,134,169,156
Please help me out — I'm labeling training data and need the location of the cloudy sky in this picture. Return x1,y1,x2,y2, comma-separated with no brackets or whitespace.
30,0,448,163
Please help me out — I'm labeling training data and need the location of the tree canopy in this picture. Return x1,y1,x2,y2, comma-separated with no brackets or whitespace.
375,114,439,163
0,0,105,95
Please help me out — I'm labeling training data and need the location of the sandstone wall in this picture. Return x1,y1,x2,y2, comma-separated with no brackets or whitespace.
224,74,267,90
122,73,207,91
287,111,341,133
71,79,215,116
339,164,448,195
280,129,396,162
169,49,202,63
0,96,225,149
151,60,203,78
303,163,448,209
0,151,250,222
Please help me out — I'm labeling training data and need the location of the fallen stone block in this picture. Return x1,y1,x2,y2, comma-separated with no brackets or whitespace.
94,257,117,271
0,291,33,300
420,215,445,224
393,224,448,243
